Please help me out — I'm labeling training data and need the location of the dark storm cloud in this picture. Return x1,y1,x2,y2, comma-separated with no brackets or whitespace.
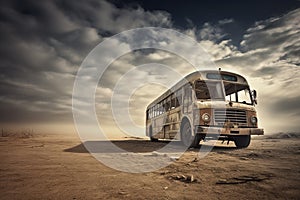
218,8,300,75
252,67,281,77
240,8,300,67
0,0,171,124
55,0,172,33
271,95,300,116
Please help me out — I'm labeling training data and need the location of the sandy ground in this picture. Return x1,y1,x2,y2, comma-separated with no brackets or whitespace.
0,133,299,200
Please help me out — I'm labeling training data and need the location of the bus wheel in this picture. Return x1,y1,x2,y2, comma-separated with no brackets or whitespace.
192,135,201,148
181,121,199,148
149,126,158,142
234,135,251,148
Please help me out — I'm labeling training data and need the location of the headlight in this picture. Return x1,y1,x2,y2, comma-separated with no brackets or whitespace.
250,116,257,124
202,113,210,122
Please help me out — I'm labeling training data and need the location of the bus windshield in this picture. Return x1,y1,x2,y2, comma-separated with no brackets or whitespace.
224,82,252,104
194,80,224,100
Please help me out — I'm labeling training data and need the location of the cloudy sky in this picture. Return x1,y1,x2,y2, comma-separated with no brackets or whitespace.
0,0,299,136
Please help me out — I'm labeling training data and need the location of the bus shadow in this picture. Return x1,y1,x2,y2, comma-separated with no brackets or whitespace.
64,140,238,154
189,144,238,152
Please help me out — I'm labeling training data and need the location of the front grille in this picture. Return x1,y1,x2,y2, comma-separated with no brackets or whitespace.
214,109,247,124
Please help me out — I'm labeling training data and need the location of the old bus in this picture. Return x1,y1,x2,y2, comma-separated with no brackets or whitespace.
145,70,264,148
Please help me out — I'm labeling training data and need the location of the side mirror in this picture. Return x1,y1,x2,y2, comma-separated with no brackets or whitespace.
252,90,257,104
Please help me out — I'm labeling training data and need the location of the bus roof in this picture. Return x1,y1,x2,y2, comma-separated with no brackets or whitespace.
147,70,249,109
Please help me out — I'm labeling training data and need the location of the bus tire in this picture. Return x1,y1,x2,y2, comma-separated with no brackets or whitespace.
181,120,199,148
149,126,158,142
192,135,201,148
234,135,251,148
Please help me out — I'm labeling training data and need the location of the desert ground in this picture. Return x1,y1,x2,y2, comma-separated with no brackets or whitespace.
0,132,299,200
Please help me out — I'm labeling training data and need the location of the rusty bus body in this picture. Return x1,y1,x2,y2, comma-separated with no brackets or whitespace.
145,70,264,148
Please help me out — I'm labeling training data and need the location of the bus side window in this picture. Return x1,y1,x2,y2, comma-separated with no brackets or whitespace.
164,97,170,111
161,101,165,114
151,107,154,118
168,96,172,110
163,99,167,112
158,102,163,115
175,90,182,107
171,94,176,109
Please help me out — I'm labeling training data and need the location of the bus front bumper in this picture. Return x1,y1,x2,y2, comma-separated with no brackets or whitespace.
195,126,264,136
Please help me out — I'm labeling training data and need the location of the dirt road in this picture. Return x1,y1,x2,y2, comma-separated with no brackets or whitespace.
0,133,299,199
